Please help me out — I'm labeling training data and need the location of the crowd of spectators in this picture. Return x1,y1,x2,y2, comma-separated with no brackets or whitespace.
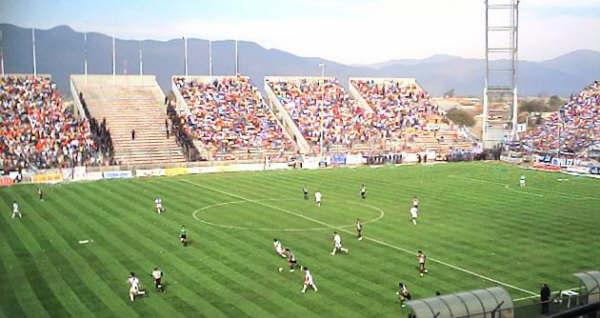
266,78,382,152
520,81,600,155
78,93,115,165
167,103,201,161
173,76,294,158
351,79,450,139
0,76,107,173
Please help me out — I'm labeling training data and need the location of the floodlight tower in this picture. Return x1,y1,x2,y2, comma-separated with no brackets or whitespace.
483,0,519,148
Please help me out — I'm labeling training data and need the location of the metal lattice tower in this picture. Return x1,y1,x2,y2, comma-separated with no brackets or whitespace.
483,0,519,147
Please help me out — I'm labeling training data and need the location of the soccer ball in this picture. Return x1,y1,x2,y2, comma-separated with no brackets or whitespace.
278,267,283,272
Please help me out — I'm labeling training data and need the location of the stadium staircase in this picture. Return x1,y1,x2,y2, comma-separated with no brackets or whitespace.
71,75,186,166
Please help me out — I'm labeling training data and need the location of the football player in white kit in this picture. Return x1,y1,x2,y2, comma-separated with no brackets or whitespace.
520,175,526,189
127,272,145,302
11,201,21,219
155,197,163,214
412,196,419,209
410,206,418,225
273,238,286,258
331,231,349,255
151,267,164,292
301,266,318,293
314,191,322,207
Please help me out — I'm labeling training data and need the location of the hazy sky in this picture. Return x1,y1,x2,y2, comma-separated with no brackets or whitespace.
1,0,600,64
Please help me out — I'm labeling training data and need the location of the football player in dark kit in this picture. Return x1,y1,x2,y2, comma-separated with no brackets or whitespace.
179,225,188,246
356,218,363,241
303,185,309,200
37,187,44,201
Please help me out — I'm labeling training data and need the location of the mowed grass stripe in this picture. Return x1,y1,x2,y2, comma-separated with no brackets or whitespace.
158,178,381,316
163,178,408,317
11,186,113,317
66,182,232,318
1,163,598,317
0,224,29,318
431,170,599,290
376,166,584,294
37,185,156,308
139,178,338,317
26,185,141,317
288,165,592,294
182,171,516,308
175,178,520,304
190,174,490,300
179,173,540,296
126,179,317,318
47,184,172,317
0,191,77,318
95,179,296,315
59,184,191,315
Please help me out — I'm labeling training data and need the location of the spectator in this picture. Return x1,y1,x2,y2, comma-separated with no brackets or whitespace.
520,81,600,157
167,103,201,161
0,75,105,171
174,76,294,159
351,79,471,155
165,119,169,139
78,94,114,165
131,129,135,141
267,78,382,153
540,283,551,314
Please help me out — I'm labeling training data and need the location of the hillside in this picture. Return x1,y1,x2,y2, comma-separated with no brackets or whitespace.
1,23,598,97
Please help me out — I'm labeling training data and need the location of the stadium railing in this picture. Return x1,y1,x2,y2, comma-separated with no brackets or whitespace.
424,290,600,318
510,289,600,318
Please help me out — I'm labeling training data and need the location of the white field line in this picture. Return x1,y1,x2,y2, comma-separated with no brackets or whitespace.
191,198,384,232
180,179,538,297
448,175,598,201
449,175,543,198
513,294,540,302
513,286,583,302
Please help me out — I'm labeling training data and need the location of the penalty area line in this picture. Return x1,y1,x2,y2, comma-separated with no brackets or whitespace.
179,179,538,297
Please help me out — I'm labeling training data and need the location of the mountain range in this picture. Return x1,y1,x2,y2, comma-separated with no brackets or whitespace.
1,23,599,97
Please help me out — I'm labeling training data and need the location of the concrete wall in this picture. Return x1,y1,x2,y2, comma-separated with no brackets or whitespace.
347,79,374,115
69,79,87,119
71,74,160,87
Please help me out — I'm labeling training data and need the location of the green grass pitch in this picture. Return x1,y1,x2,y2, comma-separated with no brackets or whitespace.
1,162,599,317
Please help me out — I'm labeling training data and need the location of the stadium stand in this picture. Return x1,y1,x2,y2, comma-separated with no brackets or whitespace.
0,75,106,172
172,76,296,160
71,75,186,166
264,77,382,154
519,80,600,157
166,102,201,161
77,93,115,165
349,78,474,155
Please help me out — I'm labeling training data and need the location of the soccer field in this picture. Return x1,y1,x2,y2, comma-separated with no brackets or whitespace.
1,162,599,317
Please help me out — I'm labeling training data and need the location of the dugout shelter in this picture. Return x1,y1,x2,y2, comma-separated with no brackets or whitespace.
406,286,513,318
574,271,600,305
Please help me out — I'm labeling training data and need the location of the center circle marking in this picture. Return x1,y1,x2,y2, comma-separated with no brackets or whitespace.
192,198,384,232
